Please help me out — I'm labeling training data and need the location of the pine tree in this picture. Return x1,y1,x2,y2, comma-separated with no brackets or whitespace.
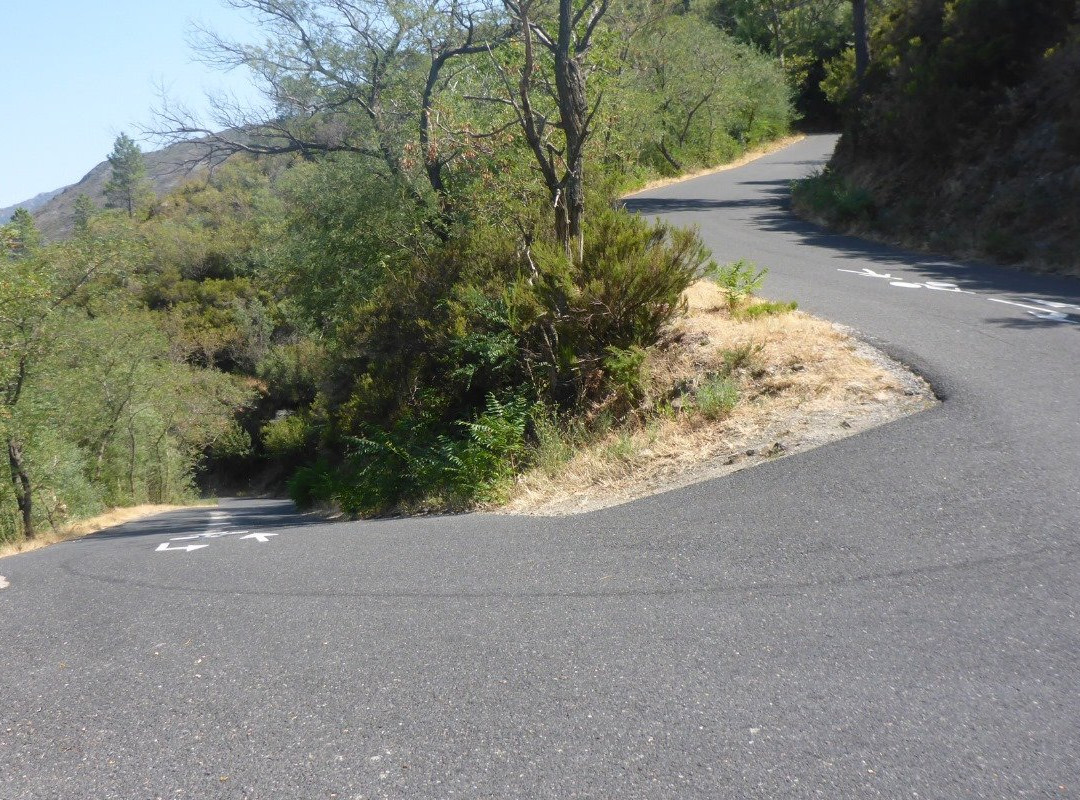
3,208,40,257
73,193,97,235
104,133,149,217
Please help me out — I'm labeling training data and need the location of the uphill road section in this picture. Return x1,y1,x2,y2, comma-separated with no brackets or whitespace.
2,136,1079,798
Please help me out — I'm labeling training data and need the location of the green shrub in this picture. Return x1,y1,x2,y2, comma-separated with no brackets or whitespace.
791,169,874,225
443,394,531,503
603,345,649,407
742,300,798,319
519,207,711,405
261,413,314,459
721,341,765,375
287,461,338,509
695,376,740,420
706,259,767,313
327,393,531,515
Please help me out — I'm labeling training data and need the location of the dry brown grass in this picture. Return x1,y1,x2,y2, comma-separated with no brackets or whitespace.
623,135,806,198
0,502,217,560
500,281,934,515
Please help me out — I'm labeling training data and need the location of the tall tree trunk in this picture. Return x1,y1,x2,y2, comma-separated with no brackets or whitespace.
7,437,33,539
852,0,870,88
553,0,588,262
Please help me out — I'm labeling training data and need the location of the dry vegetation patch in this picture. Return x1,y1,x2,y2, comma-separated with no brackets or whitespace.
500,281,934,515
0,502,216,559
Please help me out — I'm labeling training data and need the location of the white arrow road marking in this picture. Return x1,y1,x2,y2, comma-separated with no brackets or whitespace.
989,298,1080,323
1025,298,1080,310
156,542,210,553
839,267,894,279
923,281,975,294
171,530,250,541
240,533,278,543
0,576,9,590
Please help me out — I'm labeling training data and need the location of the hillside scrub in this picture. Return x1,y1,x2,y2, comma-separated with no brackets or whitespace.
0,218,249,543
795,0,1080,275
502,280,934,515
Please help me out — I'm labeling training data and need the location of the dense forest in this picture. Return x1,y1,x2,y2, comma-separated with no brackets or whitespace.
795,0,1080,273
3,0,809,542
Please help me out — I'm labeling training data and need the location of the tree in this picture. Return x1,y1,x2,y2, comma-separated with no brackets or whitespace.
0,243,110,538
627,13,789,171
104,133,150,217
2,208,40,257
155,0,515,237
498,0,614,260
73,193,98,235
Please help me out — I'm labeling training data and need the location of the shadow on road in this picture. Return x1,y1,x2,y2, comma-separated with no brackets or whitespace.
623,176,1080,309
84,499,333,543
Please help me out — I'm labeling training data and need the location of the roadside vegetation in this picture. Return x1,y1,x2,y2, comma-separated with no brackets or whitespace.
3,0,920,541
1,0,800,544
793,0,1080,274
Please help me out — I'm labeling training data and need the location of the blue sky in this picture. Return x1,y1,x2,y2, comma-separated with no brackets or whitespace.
1,1,265,207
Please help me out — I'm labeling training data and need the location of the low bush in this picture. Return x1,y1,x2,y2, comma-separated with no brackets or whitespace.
791,169,874,226
706,259,767,313
695,376,740,420
721,341,765,375
517,207,713,406
742,300,798,319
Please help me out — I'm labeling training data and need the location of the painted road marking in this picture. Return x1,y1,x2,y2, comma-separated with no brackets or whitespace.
839,268,1079,323
989,298,1080,324
153,511,282,552
171,530,251,541
156,542,210,553
0,576,9,590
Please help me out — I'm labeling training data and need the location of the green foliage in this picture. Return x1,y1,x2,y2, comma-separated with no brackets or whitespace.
791,169,874,225
0,221,250,541
318,393,531,515
518,207,712,405
706,258,767,313
287,461,337,510
104,133,150,217
625,14,792,173
4,208,40,256
73,193,98,235
2,0,810,529
815,0,1080,271
742,300,798,319
721,341,765,375
261,413,315,459
603,346,649,407
703,0,852,125
694,375,740,420
821,47,856,107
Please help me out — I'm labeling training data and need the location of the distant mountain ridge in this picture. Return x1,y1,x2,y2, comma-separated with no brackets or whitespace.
0,187,66,224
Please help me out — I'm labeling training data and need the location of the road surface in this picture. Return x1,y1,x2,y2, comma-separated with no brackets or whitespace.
2,135,1078,798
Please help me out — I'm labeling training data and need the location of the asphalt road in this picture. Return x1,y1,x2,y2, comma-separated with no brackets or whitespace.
2,135,1078,799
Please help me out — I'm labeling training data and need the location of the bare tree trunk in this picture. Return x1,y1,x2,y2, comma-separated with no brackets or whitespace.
553,0,588,262
7,438,33,539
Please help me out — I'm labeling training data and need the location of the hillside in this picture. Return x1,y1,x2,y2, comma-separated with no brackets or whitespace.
0,187,66,224
16,138,227,241
794,0,1079,276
